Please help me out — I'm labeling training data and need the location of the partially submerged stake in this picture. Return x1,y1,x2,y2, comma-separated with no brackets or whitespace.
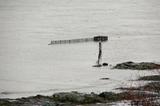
49,36,108,67
97,42,102,65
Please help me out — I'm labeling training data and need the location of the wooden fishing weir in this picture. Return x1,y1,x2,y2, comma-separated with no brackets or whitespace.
49,36,108,67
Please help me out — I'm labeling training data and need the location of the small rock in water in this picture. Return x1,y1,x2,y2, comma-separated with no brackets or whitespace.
100,78,110,80
102,63,108,66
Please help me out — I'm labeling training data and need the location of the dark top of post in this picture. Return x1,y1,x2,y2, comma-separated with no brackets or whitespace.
93,36,108,42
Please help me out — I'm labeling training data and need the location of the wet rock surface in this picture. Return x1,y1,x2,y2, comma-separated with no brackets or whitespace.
52,91,104,104
0,92,121,106
138,75,160,81
113,61,160,70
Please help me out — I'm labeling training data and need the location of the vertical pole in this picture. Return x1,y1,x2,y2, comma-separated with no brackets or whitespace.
97,42,102,65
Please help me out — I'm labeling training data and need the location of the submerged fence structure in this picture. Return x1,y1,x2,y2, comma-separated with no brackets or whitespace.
48,36,108,45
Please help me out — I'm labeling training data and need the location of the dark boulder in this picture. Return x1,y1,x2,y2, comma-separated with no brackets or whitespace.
102,63,108,66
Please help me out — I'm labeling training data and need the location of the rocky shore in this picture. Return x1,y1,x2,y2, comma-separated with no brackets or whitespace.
114,62,160,105
113,61,160,70
1,61,160,106
1,86,159,106
117,74,160,106
0,91,124,106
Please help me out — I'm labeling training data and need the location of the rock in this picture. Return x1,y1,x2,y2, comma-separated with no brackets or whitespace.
102,63,108,66
52,91,103,104
113,61,160,70
99,92,120,101
0,99,11,106
1,91,123,106
100,78,109,80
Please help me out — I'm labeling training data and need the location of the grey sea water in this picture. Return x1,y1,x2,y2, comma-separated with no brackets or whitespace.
0,0,160,98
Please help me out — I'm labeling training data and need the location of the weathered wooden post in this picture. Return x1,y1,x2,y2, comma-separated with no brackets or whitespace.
97,42,102,65
93,36,108,67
